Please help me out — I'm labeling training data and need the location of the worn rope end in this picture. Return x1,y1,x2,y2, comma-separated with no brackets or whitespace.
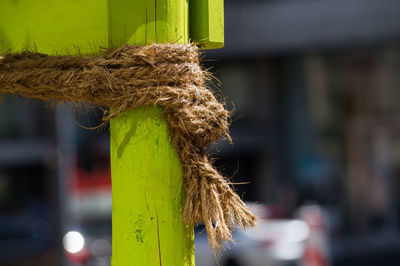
182,155,257,253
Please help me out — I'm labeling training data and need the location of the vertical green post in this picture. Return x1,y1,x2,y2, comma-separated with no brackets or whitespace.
109,0,225,264
110,107,194,265
108,1,193,265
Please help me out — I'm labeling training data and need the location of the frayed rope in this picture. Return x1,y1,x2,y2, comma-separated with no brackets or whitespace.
0,43,256,250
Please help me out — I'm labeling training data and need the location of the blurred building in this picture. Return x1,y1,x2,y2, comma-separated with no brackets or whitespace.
0,97,60,265
207,0,400,265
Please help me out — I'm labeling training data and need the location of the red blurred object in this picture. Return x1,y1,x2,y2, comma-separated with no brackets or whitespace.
299,205,330,266
65,247,89,264
69,167,111,195
303,245,329,266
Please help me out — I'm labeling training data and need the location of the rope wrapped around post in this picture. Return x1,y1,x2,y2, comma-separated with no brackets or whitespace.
0,43,256,250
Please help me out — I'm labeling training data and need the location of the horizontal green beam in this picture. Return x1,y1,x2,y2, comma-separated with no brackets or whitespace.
0,0,224,54
0,0,108,54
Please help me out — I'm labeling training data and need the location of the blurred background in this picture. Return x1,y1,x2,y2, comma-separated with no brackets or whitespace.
1,0,400,265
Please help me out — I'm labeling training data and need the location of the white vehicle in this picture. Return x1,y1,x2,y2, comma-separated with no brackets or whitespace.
195,205,310,266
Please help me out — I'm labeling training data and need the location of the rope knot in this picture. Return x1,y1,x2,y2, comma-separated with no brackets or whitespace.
0,43,256,251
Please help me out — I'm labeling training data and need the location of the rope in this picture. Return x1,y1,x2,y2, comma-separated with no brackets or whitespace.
0,43,256,250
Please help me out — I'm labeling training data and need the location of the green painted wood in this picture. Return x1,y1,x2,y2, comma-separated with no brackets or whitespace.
108,0,189,47
110,107,194,265
0,0,224,264
190,0,224,49
108,1,194,265
0,0,108,55
1,0,194,264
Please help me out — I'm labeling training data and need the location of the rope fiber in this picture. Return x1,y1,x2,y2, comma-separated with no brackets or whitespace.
0,43,256,250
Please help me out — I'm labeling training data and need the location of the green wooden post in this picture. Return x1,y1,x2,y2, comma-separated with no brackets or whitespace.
0,0,224,265
108,1,193,265
109,1,224,265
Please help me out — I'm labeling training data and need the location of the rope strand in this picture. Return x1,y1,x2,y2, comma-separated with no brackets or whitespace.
0,43,256,250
